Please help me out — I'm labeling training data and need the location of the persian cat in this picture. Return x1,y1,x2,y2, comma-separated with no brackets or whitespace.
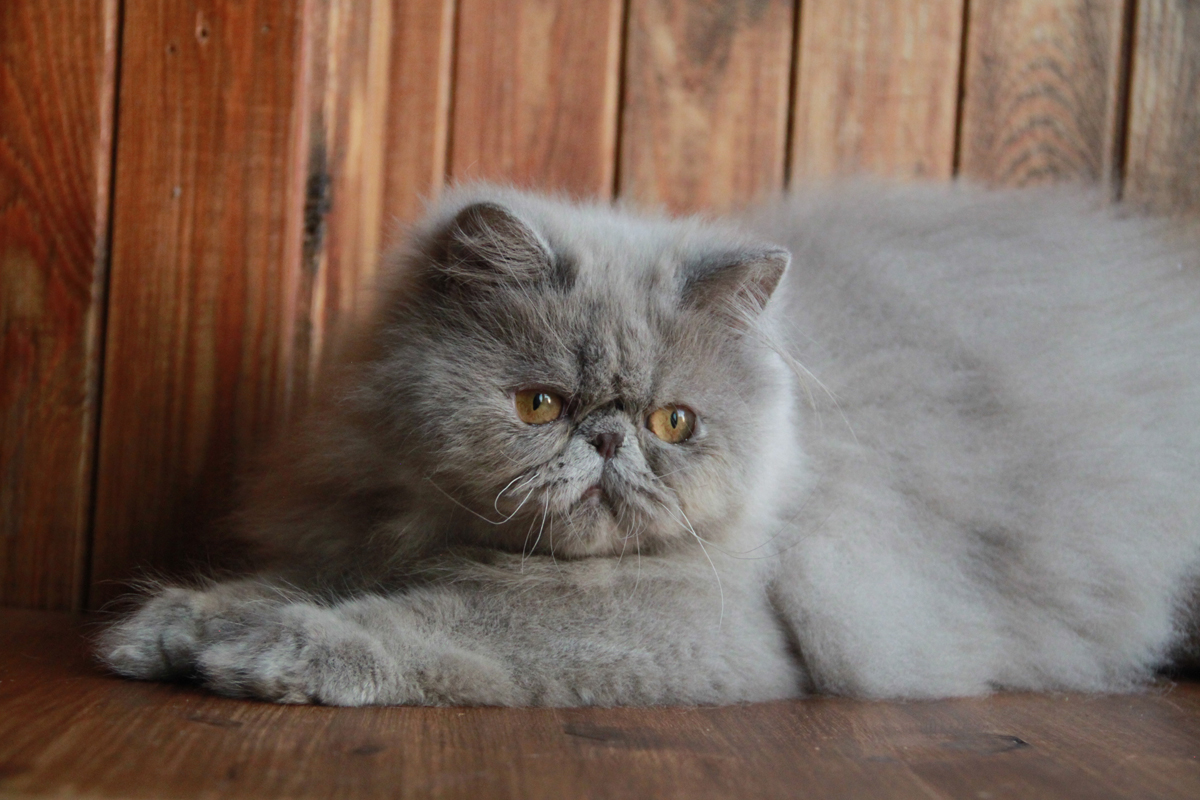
100,183,1200,704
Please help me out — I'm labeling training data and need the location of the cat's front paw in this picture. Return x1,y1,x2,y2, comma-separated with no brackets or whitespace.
100,590,398,704
98,586,213,680
101,589,525,706
192,603,396,705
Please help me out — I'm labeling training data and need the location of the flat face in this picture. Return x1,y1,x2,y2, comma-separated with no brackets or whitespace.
364,191,791,558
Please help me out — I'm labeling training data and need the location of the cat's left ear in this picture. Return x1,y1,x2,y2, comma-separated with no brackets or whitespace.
428,201,554,287
681,246,790,322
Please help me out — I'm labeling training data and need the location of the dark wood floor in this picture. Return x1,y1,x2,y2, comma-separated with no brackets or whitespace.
1,609,1198,799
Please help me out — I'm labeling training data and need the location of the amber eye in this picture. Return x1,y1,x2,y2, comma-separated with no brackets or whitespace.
515,389,564,424
647,405,696,443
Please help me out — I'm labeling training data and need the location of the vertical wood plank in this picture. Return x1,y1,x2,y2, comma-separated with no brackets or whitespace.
790,0,964,182
90,1,309,608
1124,0,1200,214
958,0,1130,188
450,0,624,198
380,0,456,234
0,0,116,609
291,0,395,389
0,1,118,609
619,0,795,213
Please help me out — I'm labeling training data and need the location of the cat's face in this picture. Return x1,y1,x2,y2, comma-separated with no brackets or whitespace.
362,190,794,559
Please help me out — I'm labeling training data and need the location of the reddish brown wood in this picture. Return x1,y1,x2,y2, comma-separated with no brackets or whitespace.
619,0,795,213
90,1,311,609
291,0,396,389
0,1,118,609
958,0,1130,188
790,0,965,182
1,610,1199,798
380,0,456,234
450,0,625,198
1124,0,1200,213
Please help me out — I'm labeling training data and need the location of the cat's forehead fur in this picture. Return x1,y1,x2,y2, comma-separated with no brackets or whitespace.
422,184,752,276
395,185,781,406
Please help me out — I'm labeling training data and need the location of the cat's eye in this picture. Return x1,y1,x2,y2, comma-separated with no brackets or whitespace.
647,405,696,443
515,389,564,424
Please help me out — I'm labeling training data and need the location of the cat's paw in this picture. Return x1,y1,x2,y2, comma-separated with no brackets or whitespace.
192,603,395,705
101,589,525,706
98,586,214,680
192,602,522,706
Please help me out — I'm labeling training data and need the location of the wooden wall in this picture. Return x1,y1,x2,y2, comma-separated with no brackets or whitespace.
2,0,1198,610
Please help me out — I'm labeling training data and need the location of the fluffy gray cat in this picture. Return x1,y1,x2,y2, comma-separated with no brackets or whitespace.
99,183,1200,704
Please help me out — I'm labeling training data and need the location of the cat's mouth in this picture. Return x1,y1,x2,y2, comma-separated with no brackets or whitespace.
577,482,624,515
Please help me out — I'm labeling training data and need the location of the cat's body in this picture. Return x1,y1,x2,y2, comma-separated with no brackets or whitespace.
100,183,1200,704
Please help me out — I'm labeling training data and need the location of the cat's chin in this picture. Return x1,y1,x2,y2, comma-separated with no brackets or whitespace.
523,492,658,559
553,497,626,557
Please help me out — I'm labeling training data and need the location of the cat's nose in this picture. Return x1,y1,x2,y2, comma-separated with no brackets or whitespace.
591,431,624,460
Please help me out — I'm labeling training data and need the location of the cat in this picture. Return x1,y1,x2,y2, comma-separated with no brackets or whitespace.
98,182,1200,705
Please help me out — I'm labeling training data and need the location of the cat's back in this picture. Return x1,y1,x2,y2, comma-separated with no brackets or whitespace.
750,182,1199,382
746,183,1200,697
748,182,1200,460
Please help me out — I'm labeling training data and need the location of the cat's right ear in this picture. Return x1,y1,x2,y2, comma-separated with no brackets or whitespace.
681,246,790,325
425,201,553,287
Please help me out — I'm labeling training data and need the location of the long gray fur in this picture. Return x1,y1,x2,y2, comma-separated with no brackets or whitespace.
99,182,1200,704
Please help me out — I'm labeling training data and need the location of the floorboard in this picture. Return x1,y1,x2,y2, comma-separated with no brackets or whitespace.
1,609,1197,799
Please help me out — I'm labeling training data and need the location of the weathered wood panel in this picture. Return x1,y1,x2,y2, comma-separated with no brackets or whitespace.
90,1,309,608
619,0,794,212
291,0,395,389
5,0,1198,613
790,0,964,181
1124,0,1200,213
450,0,624,197
380,0,456,233
0,1,118,609
958,0,1130,188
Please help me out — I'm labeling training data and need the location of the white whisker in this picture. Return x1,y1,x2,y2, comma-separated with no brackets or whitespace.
634,527,642,596
425,475,536,525
525,498,550,568
673,505,724,628
494,471,535,514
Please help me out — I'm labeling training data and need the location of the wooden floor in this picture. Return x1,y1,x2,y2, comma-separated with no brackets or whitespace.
1,610,1198,799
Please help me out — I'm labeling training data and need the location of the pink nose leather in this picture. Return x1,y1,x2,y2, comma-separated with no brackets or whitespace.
591,431,624,460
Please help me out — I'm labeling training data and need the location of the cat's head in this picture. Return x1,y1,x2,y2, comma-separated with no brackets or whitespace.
353,187,798,559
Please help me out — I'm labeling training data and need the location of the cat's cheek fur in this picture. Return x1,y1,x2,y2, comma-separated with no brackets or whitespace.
680,354,803,554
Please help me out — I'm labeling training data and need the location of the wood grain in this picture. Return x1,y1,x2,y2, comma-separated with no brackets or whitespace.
958,0,1130,188
2,609,1199,798
380,0,456,235
0,1,118,610
450,0,624,197
89,1,310,609
1123,0,1200,213
790,0,964,182
619,0,795,213
291,0,395,390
